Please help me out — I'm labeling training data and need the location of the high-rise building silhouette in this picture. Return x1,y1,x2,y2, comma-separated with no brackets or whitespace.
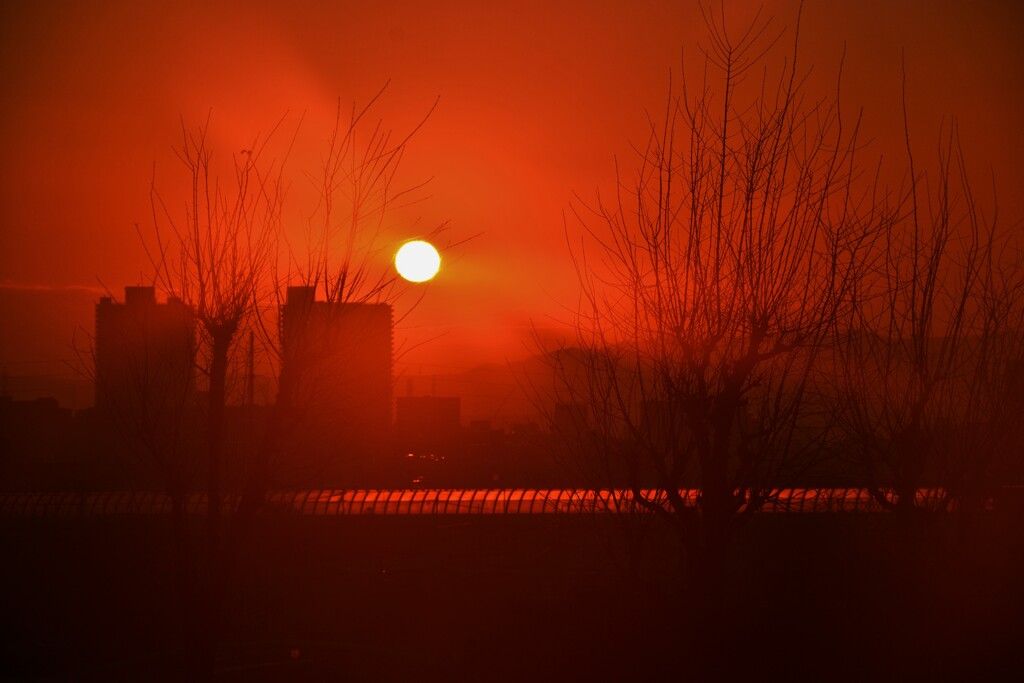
94,286,195,418
396,395,460,442
279,286,392,480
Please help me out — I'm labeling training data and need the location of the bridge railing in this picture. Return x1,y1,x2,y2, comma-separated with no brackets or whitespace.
0,487,967,517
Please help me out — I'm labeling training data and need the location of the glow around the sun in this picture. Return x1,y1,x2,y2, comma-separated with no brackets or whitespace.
395,240,441,282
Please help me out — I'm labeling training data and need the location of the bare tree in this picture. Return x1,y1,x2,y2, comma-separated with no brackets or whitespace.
837,117,1024,517
946,255,1024,513
550,5,878,598
122,85,443,673
300,85,438,306
144,119,285,673
253,85,443,490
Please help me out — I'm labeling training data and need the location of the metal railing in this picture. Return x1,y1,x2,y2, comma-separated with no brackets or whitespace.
0,487,959,517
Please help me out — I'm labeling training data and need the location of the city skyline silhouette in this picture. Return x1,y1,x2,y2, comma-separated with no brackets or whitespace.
2,2,1023,679
3,1,1024,385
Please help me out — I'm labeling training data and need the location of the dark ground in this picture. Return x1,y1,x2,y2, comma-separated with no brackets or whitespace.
2,509,1022,682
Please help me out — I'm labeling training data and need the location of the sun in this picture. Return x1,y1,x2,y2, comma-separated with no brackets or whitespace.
395,240,441,283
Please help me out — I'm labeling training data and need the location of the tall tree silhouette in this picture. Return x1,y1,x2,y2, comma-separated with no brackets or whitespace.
139,91,443,674
254,86,442,490
837,116,1024,516
145,119,284,673
551,5,879,605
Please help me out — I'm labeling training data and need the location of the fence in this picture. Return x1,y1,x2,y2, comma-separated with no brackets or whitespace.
0,488,959,517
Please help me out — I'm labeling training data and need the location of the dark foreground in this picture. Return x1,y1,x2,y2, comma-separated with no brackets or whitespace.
2,510,1022,681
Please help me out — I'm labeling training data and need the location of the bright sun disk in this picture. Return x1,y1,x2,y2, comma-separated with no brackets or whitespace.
395,240,441,282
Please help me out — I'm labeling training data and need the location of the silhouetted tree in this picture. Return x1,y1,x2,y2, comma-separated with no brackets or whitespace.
145,118,284,674
136,90,443,675
254,86,442,491
549,5,879,610
837,117,1024,517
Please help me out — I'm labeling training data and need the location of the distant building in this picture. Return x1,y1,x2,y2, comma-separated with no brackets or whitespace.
279,286,393,479
0,396,75,490
94,286,195,419
396,395,460,443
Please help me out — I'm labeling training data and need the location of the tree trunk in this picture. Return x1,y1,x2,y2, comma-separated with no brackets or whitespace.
194,328,233,676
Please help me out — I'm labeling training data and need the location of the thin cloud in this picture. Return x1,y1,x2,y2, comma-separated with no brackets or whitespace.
0,281,108,295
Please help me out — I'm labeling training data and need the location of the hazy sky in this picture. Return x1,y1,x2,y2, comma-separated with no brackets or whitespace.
2,0,1023,393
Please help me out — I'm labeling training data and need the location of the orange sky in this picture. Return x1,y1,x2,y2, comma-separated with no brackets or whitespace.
2,0,1023,404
